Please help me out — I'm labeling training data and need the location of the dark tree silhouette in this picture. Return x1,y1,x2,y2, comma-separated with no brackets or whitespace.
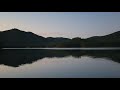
0,28,120,48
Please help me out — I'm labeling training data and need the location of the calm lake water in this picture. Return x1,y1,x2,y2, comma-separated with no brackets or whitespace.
0,48,120,78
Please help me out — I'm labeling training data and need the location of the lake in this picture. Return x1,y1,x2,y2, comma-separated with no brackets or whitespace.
0,48,120,78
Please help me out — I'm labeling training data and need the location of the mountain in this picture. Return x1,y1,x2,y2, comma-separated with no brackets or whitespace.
0,28,120,48
0,28,46,48
83,31,120,47
86,31,120,41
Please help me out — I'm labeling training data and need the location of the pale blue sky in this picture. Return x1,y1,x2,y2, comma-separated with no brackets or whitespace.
0,12,120,38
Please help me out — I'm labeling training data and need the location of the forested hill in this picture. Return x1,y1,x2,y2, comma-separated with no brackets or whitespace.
0,28,120,48
83,31,120,47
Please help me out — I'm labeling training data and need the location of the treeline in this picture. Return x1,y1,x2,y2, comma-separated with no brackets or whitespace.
45,37,82,47
0,28,120,48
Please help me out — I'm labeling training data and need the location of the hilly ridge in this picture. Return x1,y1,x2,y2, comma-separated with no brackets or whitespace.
83,31,120,47
0,28,120,48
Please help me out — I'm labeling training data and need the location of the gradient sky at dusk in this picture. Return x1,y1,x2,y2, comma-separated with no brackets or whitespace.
0,12,120,38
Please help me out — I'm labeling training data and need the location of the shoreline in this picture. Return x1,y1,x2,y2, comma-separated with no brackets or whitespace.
1,47,120,50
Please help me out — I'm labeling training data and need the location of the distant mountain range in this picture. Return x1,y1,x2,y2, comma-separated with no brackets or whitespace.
0,28,120,48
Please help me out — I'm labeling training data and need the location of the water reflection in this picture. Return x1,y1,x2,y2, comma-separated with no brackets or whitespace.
0,49,120,67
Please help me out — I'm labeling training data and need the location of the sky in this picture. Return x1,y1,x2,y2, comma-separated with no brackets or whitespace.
0,12,120,39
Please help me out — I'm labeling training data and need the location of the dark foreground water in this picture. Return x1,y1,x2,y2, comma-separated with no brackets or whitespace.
0,48,120,78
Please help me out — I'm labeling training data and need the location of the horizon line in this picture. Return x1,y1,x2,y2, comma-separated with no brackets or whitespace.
0,28,120,39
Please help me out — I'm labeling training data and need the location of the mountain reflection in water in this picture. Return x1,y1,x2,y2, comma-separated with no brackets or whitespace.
0,49,120,67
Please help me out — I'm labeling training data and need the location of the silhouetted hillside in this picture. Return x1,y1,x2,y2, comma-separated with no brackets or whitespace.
83,31,120,47
0,28,47,48
0,28,120,48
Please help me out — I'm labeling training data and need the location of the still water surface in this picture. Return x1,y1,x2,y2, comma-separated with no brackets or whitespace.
0,48,120,78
